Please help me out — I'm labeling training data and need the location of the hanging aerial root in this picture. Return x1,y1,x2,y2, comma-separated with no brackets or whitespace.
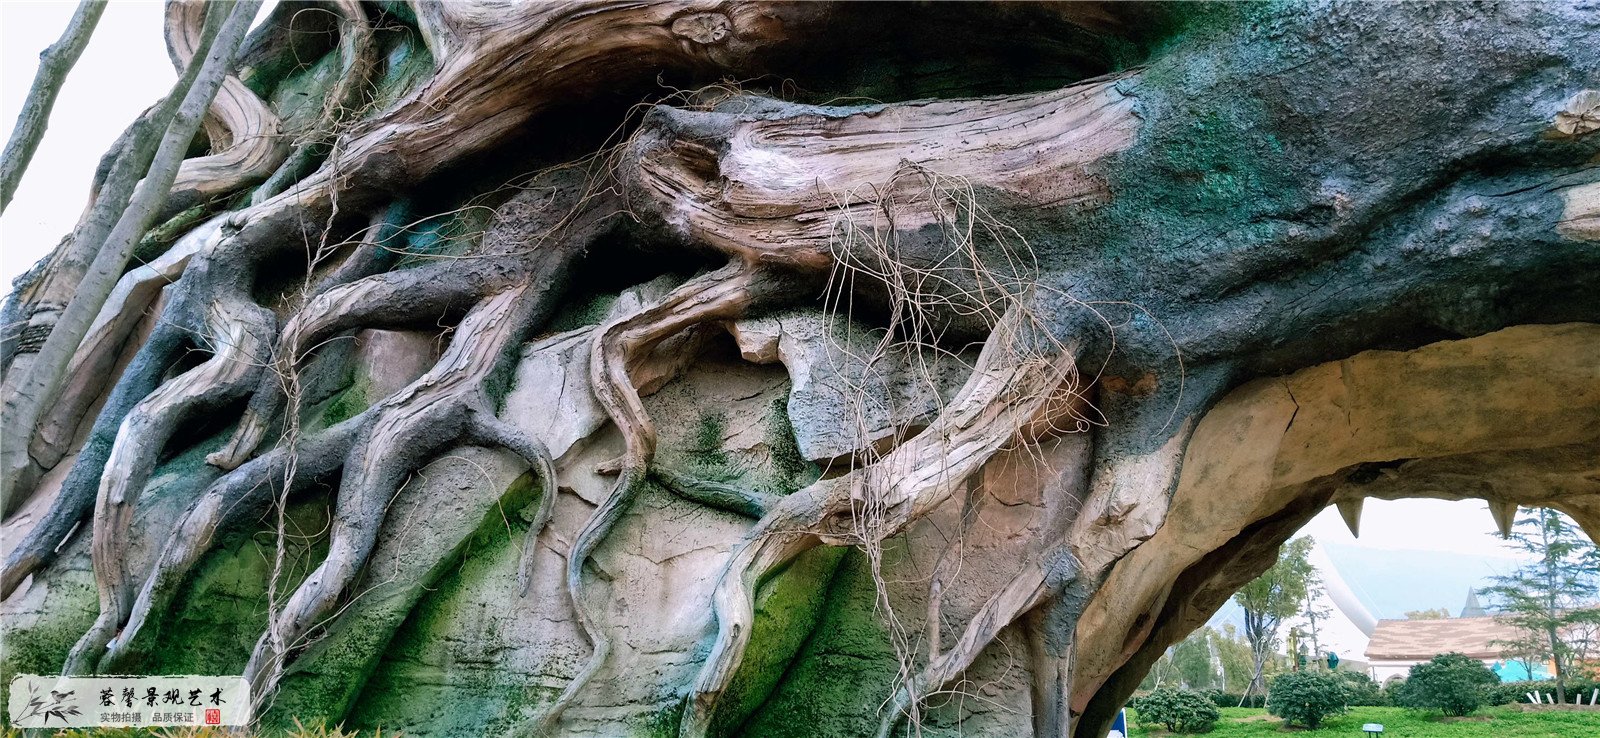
536,260,779,734
923,475,986,664
680,305,1082,737
250,0,376,204
876,549,1083,738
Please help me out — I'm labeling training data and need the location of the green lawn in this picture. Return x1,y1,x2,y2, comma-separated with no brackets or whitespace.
1128,705,1600,738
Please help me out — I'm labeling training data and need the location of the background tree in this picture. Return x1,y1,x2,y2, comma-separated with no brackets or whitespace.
1405,608,1452,620
1139,650,1181,692
1490,630,1551,683
1234,537,1315,699
1297,569,1334,668
1171,629,1220,690
1214,624,1258,694
1480,507,1600,703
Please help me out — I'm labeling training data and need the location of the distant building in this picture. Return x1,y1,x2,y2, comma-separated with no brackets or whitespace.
1364,589,1541,683
1363,615,1527,683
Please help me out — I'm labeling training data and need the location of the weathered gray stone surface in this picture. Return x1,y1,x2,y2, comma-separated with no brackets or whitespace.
731,310,974,464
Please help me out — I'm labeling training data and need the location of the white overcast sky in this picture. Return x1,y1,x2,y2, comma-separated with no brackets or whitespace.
2,1,173,289
0,2,1540,565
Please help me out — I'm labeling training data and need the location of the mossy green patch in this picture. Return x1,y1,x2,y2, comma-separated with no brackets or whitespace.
129,203,211,266
316,374,372,428
392,207,492,269
0,576,98,719
708,545,847,738
739,548,902,738
269,50,344,137
544,291,621,333
118,498,333,677
270,471,543,731
634,699,688,738
762,393,817,496
1016,5,1309,271
690,410,732,470
1104,2,1272,72
366,21,434,116
341,472,551,736
0,432,285,716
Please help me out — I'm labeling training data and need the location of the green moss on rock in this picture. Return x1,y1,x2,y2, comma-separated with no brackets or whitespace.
739,548,902,738
708,545,847,737
340,472,550,736
763,394,818,496
123,498,332,677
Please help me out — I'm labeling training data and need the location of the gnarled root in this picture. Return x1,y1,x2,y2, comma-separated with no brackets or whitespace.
161,0,287,217
650,465,779,520
537,260,784,733
242,287,528,692
876,550,1085,738
0,308,194,599
469,414,560,596
682,506,827,738
211,226,506,470
681,306,1082,737
242,271,568,703
98,411,374,673
63,295,277,674
20,217,227,493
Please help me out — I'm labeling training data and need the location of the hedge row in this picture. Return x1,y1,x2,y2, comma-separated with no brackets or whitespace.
1483,677,1600,705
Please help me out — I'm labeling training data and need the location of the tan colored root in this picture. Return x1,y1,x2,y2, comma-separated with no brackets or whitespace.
681,306,1081,737
682,523,826,738
163,0,287,206
924,474,986,664
243,285,535,701
876,552,1072,738
469,413,561,596
63,295,276,675
538,261,765,734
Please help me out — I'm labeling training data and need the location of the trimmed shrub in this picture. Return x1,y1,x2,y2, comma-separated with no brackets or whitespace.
1335,670,1387,706
1483,677,1600,705
1268,670,1348,729
1203,690,1266,708
1392,652,1499,716
1130,688,1222,733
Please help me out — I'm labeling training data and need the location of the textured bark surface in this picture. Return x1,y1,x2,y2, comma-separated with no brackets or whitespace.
1,2,1597,737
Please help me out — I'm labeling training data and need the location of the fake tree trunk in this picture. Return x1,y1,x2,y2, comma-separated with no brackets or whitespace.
2,2,1597,737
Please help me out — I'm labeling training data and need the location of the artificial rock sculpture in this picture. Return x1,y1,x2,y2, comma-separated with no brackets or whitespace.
1,2,1597,737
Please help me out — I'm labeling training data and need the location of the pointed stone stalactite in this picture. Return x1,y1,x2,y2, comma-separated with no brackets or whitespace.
1489,500,1518,539
1336,497,1364,538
